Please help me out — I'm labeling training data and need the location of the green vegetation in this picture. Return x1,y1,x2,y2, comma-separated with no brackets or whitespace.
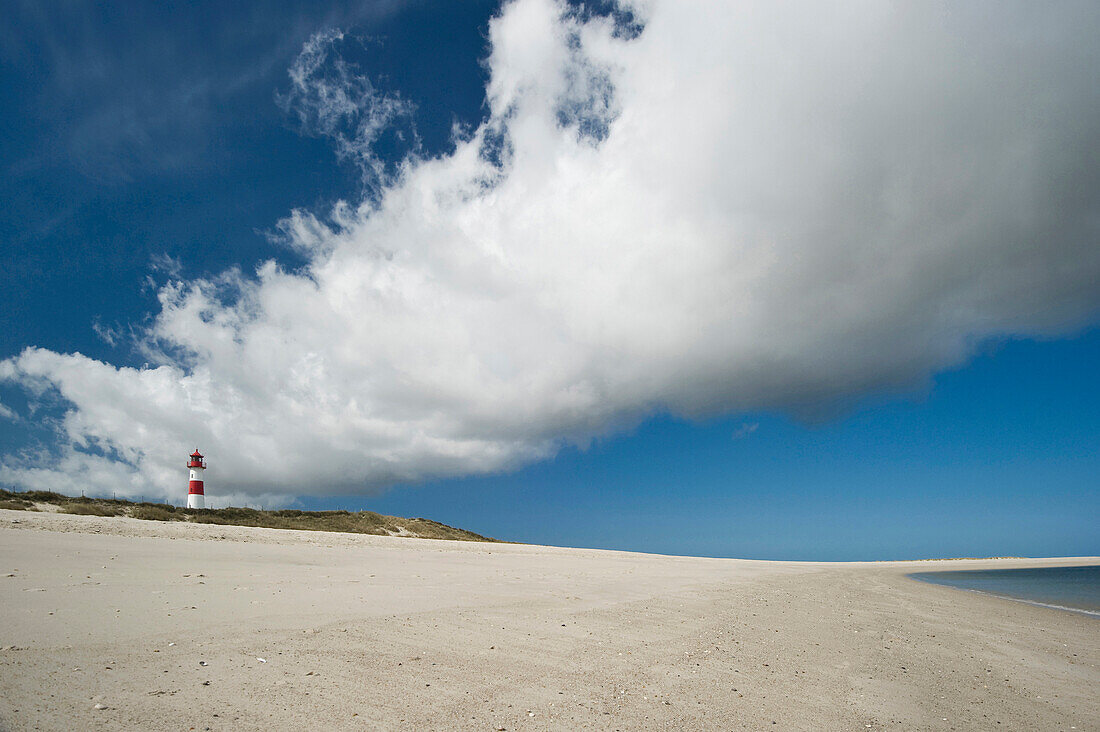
0,487,496,542
12,490,68,503
185,506,494,541
60,501,126,517
131,504,183,521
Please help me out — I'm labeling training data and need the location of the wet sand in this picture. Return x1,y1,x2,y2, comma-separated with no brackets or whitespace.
1,510,1096,730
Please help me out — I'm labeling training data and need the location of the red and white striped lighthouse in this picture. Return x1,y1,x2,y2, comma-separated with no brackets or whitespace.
186,449,206,509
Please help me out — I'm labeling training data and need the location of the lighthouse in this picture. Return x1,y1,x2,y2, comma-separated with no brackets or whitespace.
186,449,206,509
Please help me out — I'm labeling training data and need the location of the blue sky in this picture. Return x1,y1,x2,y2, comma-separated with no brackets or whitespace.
1,1,1097,560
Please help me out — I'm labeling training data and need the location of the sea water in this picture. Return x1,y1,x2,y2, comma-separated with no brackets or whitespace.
909,565,1100,617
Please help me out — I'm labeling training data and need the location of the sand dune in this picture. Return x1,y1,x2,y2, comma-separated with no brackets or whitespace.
1,509,1096,730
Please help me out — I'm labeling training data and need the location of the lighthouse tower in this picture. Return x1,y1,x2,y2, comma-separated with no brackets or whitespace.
186,449,206,509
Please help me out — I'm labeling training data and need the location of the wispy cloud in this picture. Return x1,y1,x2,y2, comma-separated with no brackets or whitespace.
731,423,759,441
149,253,183,279
3,0,1099,501
277,28,418,193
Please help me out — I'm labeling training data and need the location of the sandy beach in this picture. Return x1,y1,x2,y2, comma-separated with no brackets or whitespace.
0,510,1096,731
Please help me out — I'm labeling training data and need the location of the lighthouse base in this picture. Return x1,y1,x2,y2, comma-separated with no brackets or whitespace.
187,493,205,509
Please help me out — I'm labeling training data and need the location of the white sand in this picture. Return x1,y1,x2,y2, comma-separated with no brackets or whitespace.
1,509,1096,730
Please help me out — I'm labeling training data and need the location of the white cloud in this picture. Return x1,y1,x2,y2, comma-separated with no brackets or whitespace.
3,0,1099,501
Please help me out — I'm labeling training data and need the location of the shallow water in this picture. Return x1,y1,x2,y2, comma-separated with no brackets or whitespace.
909,565,1100,617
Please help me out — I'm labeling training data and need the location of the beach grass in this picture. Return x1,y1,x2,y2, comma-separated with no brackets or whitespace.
130,504,184,521
59,501,127,517
0,488,495,542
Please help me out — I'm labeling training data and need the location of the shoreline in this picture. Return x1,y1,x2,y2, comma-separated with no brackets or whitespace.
907,565,1100,619
2,509,1097,730
913,586,1100,619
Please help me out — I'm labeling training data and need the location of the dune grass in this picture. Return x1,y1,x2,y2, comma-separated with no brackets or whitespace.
185,507,493,541
131,504,184,521
0,488,496,542
60,500,127,517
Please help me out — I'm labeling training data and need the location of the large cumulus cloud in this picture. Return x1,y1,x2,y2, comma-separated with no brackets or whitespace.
3,0,1099,502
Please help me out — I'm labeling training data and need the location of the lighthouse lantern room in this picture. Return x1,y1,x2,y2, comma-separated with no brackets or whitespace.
187,449,206,509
